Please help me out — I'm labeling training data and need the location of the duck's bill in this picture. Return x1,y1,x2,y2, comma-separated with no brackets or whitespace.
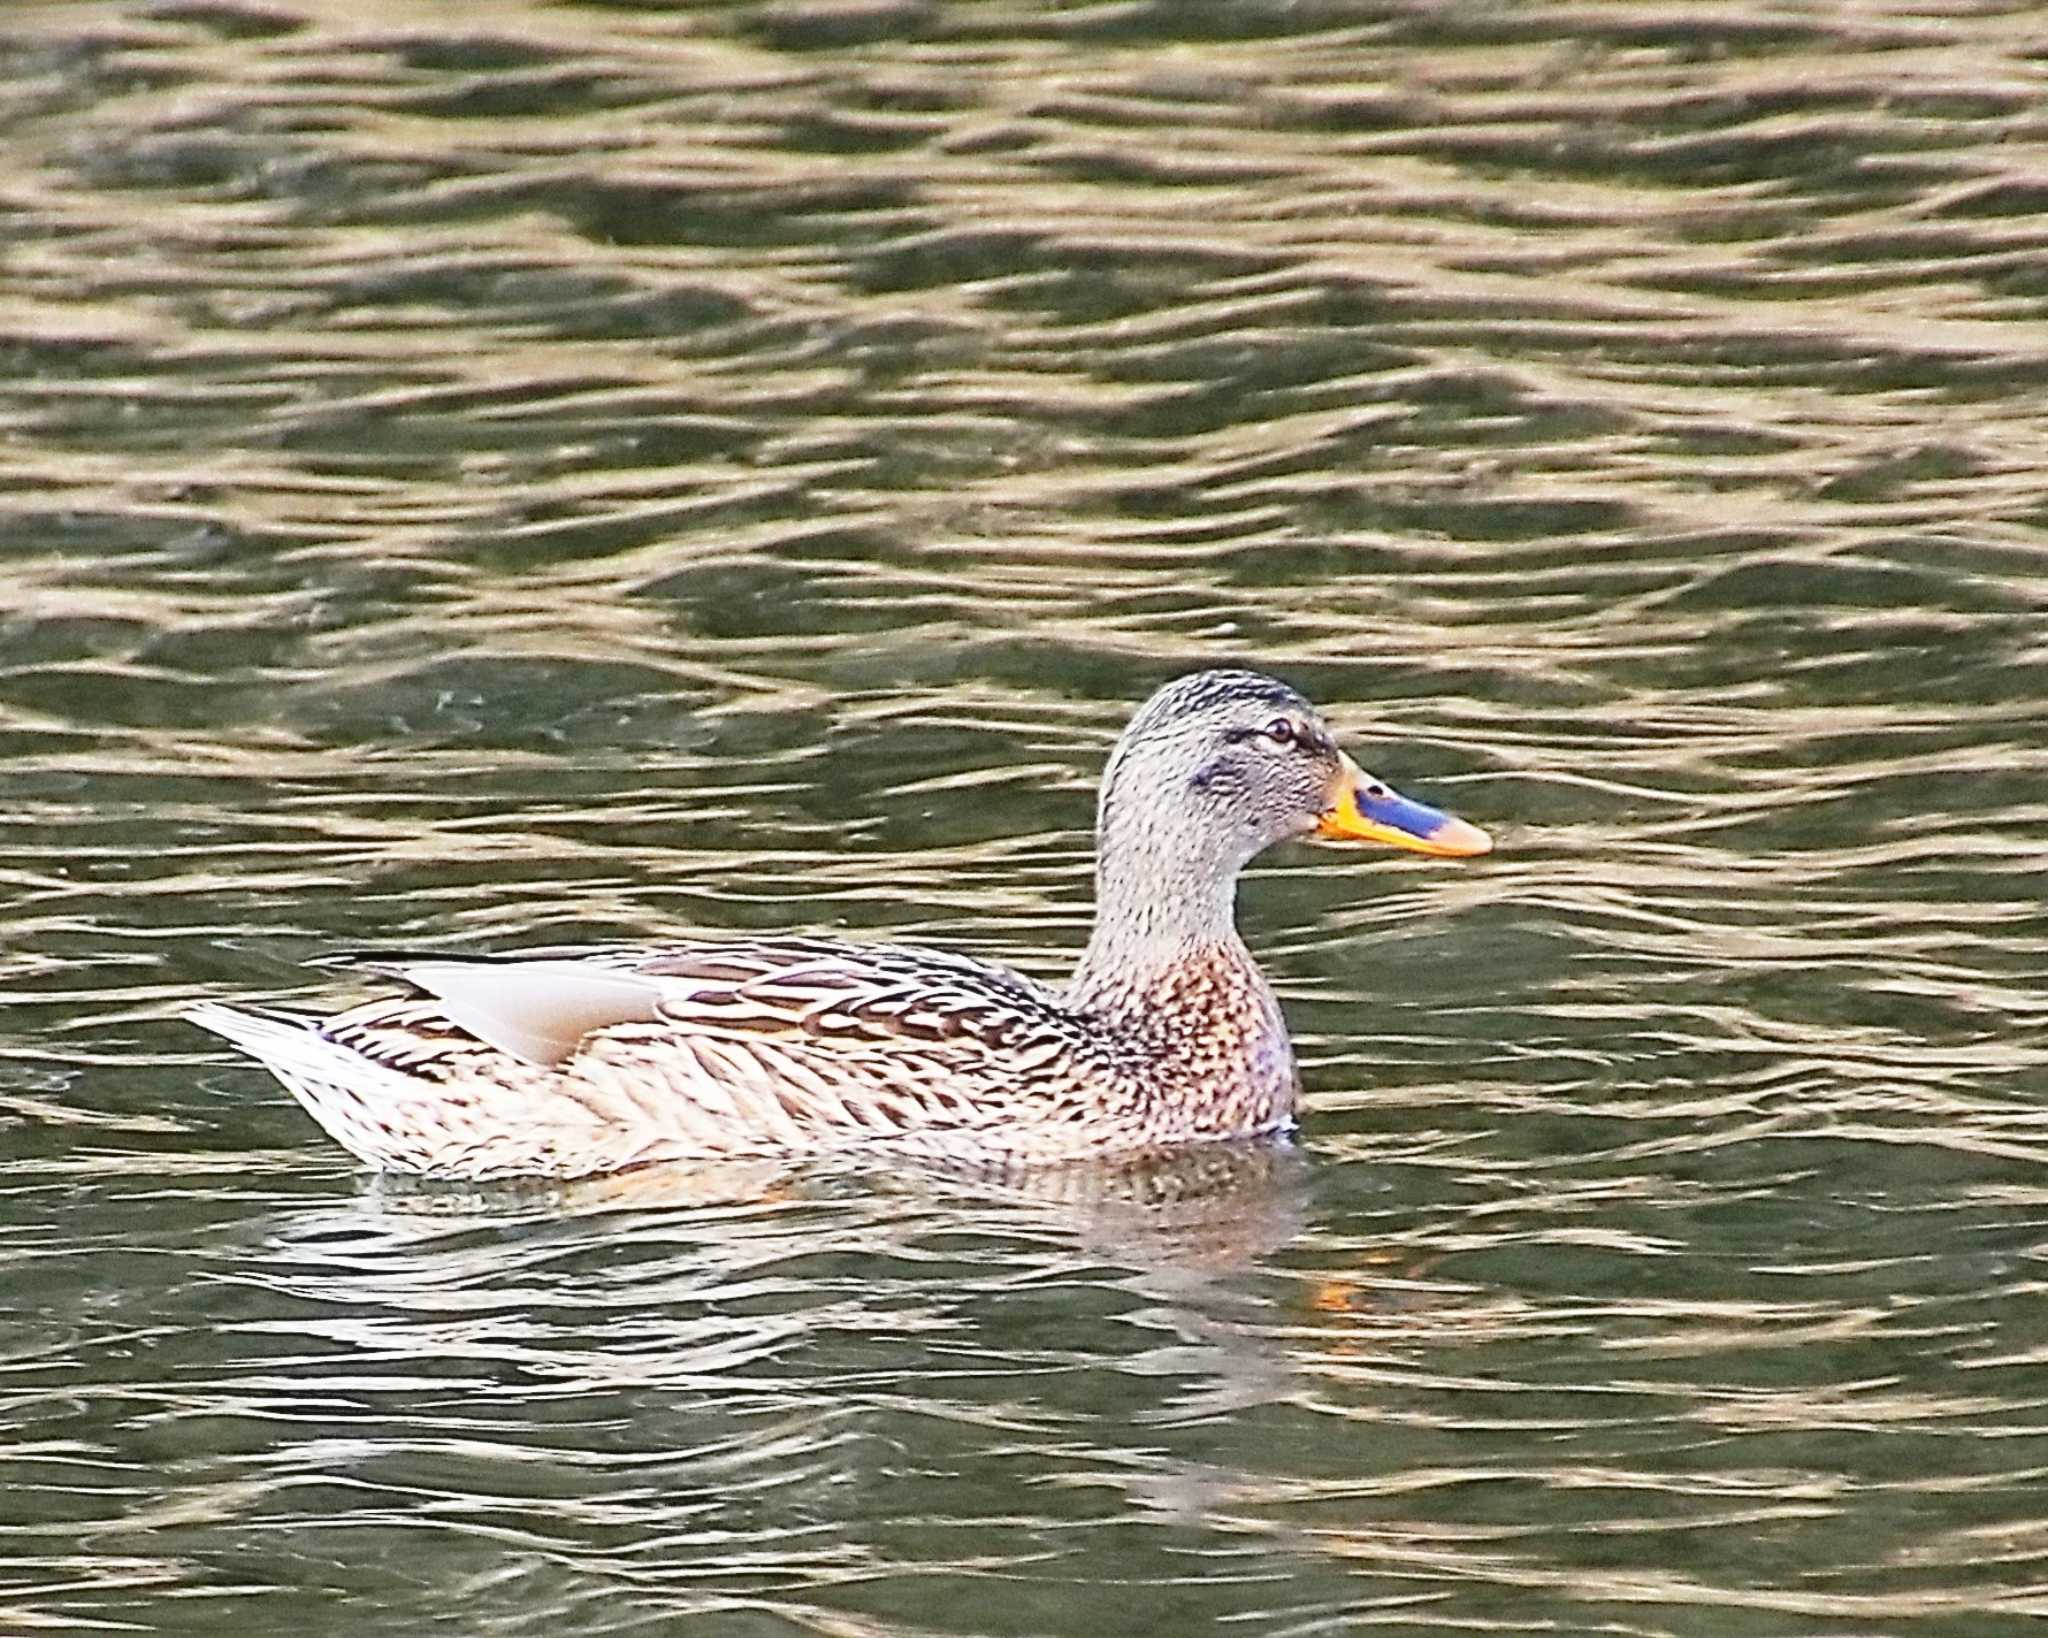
1316,757,1492,857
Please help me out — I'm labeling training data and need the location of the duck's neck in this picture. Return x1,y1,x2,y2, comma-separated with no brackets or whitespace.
1069,818,1243,999
1067,840,1299,1135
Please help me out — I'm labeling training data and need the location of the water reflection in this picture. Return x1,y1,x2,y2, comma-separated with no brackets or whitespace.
299,1138,1314,1271
247,1142,1325,1437
164,1142,1337,1633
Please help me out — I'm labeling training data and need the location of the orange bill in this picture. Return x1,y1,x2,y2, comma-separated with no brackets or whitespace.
1315,752,1492,857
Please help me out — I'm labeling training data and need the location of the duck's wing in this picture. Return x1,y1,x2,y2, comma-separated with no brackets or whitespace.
198,938,1103,1178
329,935,1073,1069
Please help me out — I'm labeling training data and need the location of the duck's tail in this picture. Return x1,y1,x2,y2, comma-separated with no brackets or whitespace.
187,1001,447,1174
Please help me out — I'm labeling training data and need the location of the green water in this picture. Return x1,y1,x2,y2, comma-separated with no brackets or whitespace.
4,2,2048,1633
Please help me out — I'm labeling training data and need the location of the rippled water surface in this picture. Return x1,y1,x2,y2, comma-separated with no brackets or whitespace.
7,2,2048,1632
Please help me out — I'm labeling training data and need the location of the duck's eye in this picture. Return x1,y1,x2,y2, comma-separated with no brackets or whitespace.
1264,718,1298,747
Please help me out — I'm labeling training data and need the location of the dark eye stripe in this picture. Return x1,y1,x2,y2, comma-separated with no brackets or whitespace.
1224,718,1327,752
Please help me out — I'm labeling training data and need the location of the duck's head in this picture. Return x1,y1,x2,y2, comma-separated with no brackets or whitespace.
1098,669,1491,883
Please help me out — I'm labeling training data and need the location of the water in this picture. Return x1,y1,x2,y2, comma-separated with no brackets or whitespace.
5,1,2048,1632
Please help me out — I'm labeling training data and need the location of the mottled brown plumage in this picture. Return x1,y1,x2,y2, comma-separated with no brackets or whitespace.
189,670,1490,1180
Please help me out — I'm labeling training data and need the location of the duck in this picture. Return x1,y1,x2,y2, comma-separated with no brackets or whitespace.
188,669,1491,1180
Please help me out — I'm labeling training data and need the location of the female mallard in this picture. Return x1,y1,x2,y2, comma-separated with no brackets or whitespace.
189,670,1490,1179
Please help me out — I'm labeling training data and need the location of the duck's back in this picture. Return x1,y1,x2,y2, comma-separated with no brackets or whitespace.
192,935,1262,1179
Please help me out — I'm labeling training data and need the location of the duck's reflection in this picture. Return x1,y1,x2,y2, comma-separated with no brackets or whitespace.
236,1139,1456,1603
348,1135,1314,1273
